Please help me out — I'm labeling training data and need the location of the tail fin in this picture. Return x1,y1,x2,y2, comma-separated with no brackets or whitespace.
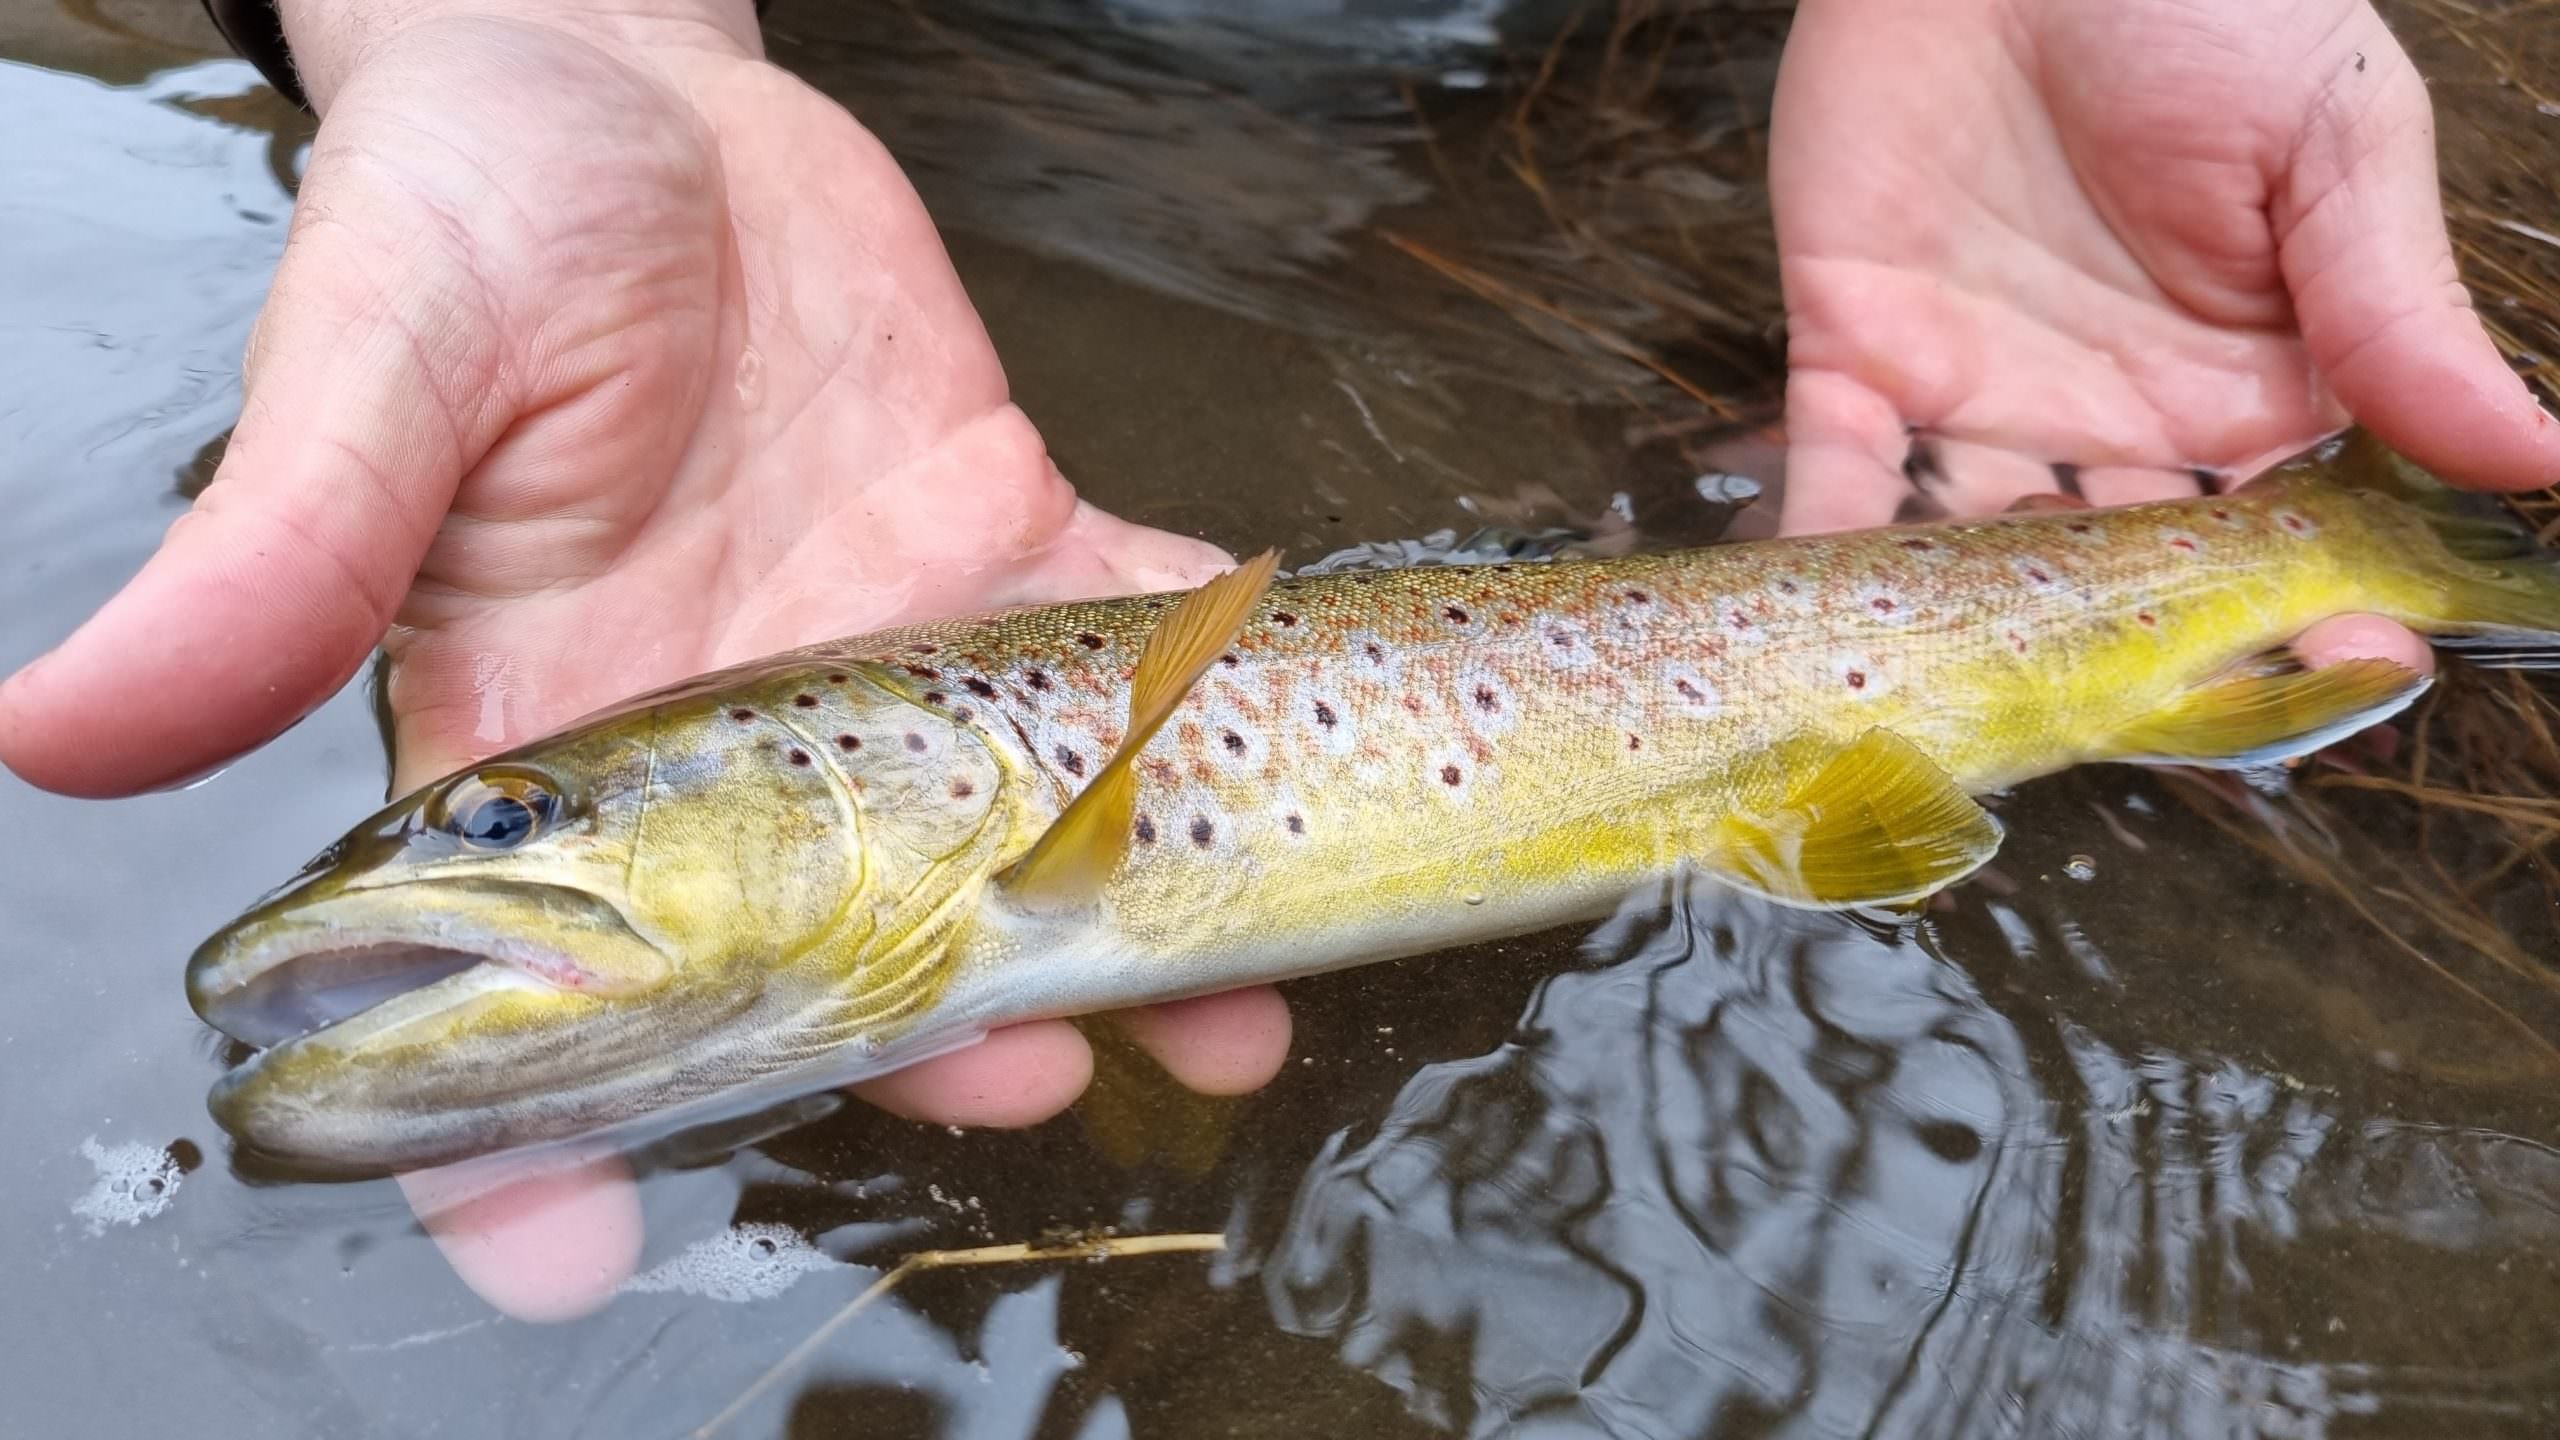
2311,431,2560,669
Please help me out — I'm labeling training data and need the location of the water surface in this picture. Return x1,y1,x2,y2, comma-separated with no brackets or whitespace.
5,3,2560,1437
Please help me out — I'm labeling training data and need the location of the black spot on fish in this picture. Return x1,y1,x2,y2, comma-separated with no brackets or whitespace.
1443,604,1470,624
1628,733,1643,751
904,732,928,753
1056,746,1086,777
827,672,849,684
1220,653,1241,668
923,691,946,706
837,734,861,751
730,708,755,722
1077,632,1106,650
2049,461,2084,498
963,677,998,699
1675,678,1707,703
905,665,941,680
1440,764,1463,786
1472,685,1499,713
1363,642,1385,663
951,707,973,724
910,644,940,657
1189,816,1214,848
788,748,812,767
1273,611,1299,627
1285,813,1305,835
1894,537,1935,552
1026,669,1053,691
1845,669,1869,692
1313,700,1338,728
1135,816,1158,844
1623,589,1649,605
950,778,975,799
794,693,819,708
1222,730,1245,755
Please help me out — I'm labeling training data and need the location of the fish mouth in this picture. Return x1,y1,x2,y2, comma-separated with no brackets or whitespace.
188,881,664,1053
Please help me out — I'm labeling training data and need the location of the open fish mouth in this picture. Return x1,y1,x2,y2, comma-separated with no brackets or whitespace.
200,941,500,1049
187,881,666,1059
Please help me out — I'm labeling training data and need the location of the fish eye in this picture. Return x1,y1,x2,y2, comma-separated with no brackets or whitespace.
432,771,561,851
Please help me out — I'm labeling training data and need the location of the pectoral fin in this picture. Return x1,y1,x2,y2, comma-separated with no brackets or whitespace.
2104,656,2428,768
1000,550,1282,906
1713,728,2003,909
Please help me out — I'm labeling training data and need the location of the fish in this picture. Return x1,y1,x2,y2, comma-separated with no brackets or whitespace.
187,432,2560,1172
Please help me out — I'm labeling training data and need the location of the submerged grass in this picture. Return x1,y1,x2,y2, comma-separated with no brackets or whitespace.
1388,0,2560,1048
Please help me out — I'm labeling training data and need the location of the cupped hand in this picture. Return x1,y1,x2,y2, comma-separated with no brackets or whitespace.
0,1,1288,1319
1769,0,2559,565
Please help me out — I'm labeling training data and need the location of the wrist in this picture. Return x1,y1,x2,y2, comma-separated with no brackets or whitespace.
240,0,762,112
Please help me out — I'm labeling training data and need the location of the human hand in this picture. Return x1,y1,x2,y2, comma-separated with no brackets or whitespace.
0,0,1288,1318
1768,0,2560,670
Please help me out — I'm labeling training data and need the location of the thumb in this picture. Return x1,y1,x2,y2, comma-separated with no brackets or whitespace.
0,175,497,797
2277,35,2560,492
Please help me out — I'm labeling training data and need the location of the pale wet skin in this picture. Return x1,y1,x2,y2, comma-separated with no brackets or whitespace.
5,3,2560,1438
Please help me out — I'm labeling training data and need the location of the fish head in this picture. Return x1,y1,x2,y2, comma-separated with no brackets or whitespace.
188,665,1012,1173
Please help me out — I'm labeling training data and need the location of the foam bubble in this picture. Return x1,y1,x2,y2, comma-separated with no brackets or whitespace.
619,1222,839,1304
72,1136,183,1235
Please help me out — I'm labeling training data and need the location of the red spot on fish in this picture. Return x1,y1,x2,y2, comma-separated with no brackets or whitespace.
1363,642,1386,663
1675,678,1707,703
1440,764,1463,786
2168,536,2198,553
1845,670,1869,691
949,778,974,799
1313,700,1338,728
1870,596,1897,616
1402,694,1425,715
2066,522,2094,536
2024,567,2052,586
1628,733,1643,751
1624,589,1650,604
2137,610,2159,628
2007,631,2028,654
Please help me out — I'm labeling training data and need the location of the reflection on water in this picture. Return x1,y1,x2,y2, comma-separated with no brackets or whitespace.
7,1,2560,1437
1271,867,2560,1437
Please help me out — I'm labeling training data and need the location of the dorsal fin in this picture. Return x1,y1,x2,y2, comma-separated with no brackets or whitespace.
1000,550,1282,905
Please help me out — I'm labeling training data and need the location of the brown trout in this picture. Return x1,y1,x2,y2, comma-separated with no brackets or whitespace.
188,434,2560,1171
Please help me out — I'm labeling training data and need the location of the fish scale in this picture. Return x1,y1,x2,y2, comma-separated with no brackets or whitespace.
183,433,2560,1170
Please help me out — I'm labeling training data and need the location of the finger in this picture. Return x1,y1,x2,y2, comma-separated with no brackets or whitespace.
2278,43,2560,492
398,1149,643,1323
1779,369,1921,535
1109,986,1293,1097
852,1018,1095,1128
2289,612,2437,678
0,173,497,797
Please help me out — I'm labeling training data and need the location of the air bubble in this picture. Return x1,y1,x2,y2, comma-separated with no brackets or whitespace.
2063,855,2097,882
619,1222,836,1304
72,1137,185,1235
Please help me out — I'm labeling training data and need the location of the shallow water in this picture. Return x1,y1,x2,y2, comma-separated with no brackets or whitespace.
6,3,2560,1437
